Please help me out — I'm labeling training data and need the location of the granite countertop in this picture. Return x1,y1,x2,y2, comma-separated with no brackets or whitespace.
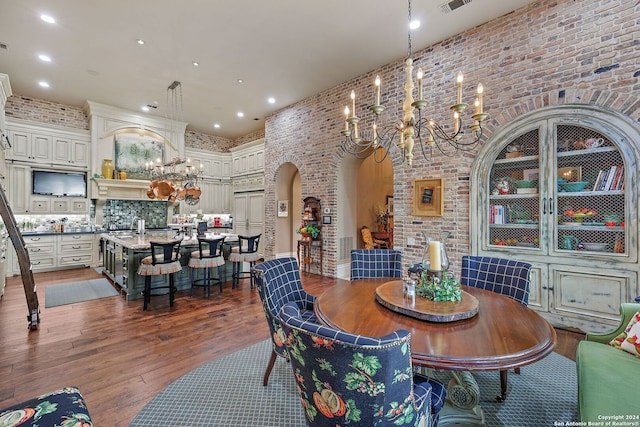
101,230,238,250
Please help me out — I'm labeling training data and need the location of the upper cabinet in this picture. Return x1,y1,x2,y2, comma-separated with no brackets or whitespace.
230,139,265,192
471,105,639,333
6,120,90,169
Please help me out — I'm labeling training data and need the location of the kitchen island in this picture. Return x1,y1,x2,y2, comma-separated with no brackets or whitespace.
101,230,238,301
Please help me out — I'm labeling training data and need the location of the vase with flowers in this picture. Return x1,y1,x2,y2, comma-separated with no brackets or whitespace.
375,209,389,232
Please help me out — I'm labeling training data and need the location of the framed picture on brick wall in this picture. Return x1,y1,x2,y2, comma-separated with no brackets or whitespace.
413,178,444,216
278,200,289,217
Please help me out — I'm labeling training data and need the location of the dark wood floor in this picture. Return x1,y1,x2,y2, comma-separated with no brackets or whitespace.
0,267,585,426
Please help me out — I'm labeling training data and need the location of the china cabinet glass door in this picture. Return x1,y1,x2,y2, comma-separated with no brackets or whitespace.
552,121,626,257
488,123,545,253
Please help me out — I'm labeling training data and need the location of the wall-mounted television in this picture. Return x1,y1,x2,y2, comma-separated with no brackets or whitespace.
32,170,87,198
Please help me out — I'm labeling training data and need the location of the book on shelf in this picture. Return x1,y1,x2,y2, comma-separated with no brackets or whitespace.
592,170,604,191
612,166,624,190
603,165,617,191
490,205,505,224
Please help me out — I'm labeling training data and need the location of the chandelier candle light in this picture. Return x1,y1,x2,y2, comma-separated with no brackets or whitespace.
340,0,489,165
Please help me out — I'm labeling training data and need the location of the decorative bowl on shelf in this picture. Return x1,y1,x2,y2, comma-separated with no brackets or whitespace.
559,181,590,192
581,242,608,252
602,214,622,224
514,179,538,188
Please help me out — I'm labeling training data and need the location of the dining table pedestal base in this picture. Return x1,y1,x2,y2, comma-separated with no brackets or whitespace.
415,369,485,426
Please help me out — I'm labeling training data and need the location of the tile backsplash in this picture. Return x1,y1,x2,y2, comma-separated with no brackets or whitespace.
102,200,168,230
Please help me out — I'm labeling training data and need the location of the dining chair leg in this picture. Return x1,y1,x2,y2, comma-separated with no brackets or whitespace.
205,268,211,299
263,349,278,386
499,370,508,401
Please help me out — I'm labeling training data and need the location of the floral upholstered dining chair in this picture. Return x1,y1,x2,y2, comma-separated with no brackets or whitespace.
253,257,316,386
279,302,446,426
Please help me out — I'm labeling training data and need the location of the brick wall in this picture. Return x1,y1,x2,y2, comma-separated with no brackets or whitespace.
263,0,640,276
6,95,89,130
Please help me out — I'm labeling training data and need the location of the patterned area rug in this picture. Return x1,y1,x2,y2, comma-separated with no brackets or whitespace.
131,339,579,426
44,278,119,308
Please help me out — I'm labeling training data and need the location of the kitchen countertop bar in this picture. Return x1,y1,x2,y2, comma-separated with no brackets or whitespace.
100,230,238,301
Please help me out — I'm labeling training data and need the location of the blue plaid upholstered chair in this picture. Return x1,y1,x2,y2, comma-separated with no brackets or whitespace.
350,249,402,280
279,302,446,427
460,255,532,401
253,257,316,386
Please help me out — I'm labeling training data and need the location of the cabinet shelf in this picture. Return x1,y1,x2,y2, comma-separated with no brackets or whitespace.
556,146,618,158
557,190,624,197
557,224,624,232
493,154,539,165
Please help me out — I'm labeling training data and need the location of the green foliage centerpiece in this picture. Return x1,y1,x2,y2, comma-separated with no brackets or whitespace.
416,270,462,302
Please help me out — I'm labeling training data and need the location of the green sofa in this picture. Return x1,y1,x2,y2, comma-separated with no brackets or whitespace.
576,302,640,423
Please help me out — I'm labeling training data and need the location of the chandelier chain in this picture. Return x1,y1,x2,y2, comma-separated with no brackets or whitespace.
407,0,412,59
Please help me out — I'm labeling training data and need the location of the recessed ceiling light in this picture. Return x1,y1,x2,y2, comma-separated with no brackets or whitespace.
192,61,199,66
136,39,145,45
237,112,244,118
237,79,244,84
38,81,50,88
213,124,220,129
268,97,276,104
38,54,51,62
40,14,55,24
141,106,150,112
409,19,420,30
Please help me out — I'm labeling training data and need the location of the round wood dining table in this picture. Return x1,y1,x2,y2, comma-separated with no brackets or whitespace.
314,278,557,371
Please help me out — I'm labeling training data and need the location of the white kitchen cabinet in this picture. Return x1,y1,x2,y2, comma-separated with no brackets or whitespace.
10,233,95,273
8,165,30,213
6,120,90,169
52,137,90,167
8,130,52,163
230,139,264,177
234,192,264,252
470,105,639,333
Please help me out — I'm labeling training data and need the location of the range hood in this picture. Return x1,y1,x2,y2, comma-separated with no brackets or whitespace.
91,178,150,201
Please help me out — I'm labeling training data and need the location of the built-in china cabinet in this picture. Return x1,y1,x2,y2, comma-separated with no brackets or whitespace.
471,105,639,333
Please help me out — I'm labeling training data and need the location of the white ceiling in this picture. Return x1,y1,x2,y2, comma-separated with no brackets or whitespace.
0,0,535,139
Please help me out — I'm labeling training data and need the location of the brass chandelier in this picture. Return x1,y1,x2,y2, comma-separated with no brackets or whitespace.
340,0,489,165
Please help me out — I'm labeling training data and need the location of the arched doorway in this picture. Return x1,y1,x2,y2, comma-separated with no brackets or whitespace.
336,149,394,278
274,162,301,258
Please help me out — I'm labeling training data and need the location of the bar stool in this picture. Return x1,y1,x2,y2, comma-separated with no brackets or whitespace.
188,235,226,298
229,234,261,289
137,240,182,310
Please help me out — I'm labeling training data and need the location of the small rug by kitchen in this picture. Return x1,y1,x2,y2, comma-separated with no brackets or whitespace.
130,339,579,427
44,278,119,308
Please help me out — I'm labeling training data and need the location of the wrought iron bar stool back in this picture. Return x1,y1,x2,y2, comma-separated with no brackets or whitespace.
229,234,262,289
188,236,226,298
137,240,182,311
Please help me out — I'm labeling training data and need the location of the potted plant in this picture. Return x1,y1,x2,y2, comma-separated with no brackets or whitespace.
416,271,462,302
297,224,320,240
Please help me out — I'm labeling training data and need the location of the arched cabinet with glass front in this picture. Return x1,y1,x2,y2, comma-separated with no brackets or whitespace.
470,105,639,333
